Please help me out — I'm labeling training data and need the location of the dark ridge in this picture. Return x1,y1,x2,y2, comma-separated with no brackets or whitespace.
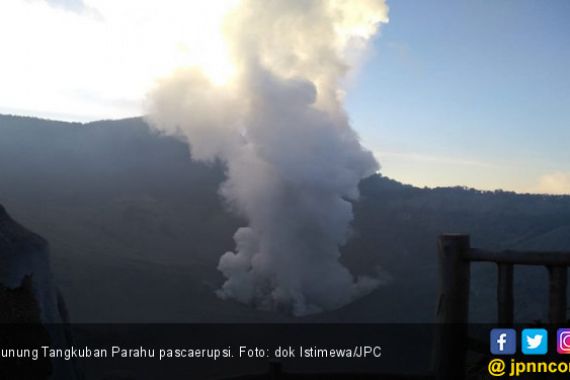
0,113,83,127
0,204,47,253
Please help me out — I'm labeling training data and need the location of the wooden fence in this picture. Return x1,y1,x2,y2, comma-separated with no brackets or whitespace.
433,234,570,380
222,233,570,380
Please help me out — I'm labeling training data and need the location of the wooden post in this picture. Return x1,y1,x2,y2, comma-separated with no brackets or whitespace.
548,266,567,324
433,234,471,380
497,264,514,325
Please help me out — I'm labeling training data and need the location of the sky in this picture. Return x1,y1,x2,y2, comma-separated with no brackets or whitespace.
0,0,568,194
346,0,570,194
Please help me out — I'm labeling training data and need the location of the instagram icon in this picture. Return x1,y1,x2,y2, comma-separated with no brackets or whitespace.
557,329,570,354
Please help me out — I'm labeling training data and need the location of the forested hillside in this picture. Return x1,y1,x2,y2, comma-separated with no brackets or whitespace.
1,114,568,323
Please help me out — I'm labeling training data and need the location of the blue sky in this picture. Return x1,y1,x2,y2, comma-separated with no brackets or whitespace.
0,0,568,193
346,0,570,193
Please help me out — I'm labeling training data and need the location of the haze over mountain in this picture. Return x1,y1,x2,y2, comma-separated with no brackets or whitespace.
1,114,569,323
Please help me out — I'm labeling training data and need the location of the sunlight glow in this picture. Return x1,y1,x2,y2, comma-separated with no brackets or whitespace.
0,0,239,120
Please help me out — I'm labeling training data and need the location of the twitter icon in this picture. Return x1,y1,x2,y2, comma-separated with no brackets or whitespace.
522,329,548,355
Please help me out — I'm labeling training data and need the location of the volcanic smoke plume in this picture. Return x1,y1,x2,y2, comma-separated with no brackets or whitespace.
147,0,389,315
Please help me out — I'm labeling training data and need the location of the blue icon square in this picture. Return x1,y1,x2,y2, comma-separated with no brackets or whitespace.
522,329,548,355
490,329,516,355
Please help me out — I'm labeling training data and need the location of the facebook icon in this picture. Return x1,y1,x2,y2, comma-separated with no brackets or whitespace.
490,329,516,355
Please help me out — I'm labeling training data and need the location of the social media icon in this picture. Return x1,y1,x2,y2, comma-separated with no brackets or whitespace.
522,329,548,355
490,329,516,355
557,329,570,354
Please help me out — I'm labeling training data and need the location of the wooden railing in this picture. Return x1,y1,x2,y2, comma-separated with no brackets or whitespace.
433,234,570,380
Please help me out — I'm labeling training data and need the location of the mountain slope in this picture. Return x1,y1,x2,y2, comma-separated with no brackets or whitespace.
1,114,569,322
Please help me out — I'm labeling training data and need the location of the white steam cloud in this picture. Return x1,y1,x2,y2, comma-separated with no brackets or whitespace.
147,0,389,316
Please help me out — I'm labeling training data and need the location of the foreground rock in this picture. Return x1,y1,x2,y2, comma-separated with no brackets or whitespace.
0,204,79,379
